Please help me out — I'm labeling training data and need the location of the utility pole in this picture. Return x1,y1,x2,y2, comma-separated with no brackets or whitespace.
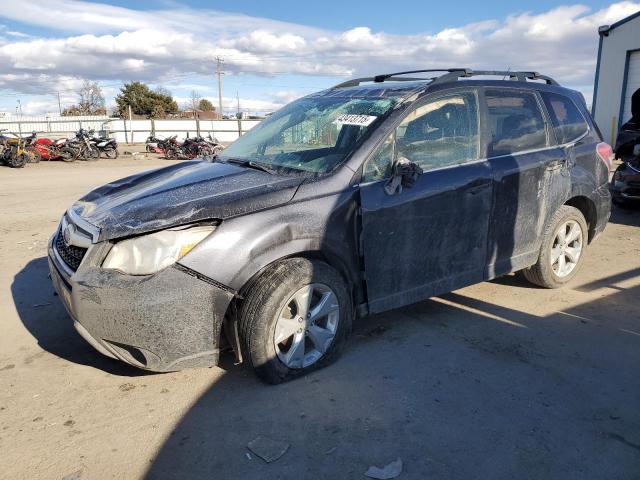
216,56,224,118
236,91,240,119
57,92,62,115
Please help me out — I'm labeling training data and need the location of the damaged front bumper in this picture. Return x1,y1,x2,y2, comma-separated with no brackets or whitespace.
48,233,234,372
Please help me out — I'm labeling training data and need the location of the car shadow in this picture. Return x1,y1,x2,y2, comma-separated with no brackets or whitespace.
10,256,150,377
143,277,640,479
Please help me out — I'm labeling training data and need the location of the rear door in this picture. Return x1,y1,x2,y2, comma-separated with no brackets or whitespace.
359,89,493,314
483,88,564,277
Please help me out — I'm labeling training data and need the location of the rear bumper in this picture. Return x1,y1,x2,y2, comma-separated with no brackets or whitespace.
592,183,611,240
48,237,234,372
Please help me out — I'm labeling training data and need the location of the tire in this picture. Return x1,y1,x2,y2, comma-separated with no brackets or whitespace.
165,147,177,160
522,205,588,288
6,151,27,168
239,258,352,384
26,146,41,163
60,147,77,162
86,146,100,161
103,148,119,159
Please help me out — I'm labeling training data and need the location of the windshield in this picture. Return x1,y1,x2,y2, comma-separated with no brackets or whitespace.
219,96,397,174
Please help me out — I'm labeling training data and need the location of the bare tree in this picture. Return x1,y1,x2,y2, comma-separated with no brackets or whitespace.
62,80,106,116
78,80,106,115
186,90,202,117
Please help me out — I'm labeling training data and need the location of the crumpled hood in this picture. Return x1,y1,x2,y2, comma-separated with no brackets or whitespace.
71,160,304,241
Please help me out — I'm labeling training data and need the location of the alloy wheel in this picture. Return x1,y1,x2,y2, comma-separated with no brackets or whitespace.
274,283,340,369
550,220,583,277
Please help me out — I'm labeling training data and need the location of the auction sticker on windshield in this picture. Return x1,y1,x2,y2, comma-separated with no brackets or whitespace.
334,114,377,127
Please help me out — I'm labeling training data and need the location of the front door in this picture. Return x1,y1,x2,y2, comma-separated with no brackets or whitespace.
359,90,493,314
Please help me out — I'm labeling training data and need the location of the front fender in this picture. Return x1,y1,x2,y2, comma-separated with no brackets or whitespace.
179,187,361,294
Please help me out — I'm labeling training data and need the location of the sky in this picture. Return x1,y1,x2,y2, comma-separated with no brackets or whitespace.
0,0,639,116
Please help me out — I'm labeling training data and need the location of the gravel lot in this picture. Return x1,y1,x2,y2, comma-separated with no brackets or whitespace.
1,158,639,480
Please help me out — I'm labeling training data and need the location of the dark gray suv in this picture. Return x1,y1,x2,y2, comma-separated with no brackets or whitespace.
49,69,612,383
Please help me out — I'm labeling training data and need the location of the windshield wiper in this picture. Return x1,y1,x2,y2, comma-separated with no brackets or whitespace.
224,158,277,174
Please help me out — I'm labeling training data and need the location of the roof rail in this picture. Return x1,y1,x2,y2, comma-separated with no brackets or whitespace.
432,70,559,86
331,68,559,89
331,69,471,89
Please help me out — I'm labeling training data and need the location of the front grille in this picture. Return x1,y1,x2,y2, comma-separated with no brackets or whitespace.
55,230,87,271
625,188,640,197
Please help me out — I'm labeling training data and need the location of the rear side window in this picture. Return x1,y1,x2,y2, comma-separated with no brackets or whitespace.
485,89,548,157
540,92,589,144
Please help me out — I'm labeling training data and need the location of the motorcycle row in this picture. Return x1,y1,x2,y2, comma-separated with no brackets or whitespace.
0,128,118,168
145,134,223,160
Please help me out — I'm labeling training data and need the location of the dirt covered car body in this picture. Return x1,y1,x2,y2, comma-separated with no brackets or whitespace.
49,69,611,382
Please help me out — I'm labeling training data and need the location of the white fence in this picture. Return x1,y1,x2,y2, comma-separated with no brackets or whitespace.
0,115,110,137
107,118,261,144
0,115,262,144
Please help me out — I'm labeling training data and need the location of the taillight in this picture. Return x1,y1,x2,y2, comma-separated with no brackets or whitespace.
596,142,614,171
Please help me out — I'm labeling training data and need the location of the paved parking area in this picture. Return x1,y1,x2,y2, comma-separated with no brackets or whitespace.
0,158,639,479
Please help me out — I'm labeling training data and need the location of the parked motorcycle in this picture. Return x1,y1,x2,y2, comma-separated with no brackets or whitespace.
145,134,223,159
64,128,100,161
145,135,163,153
88,130,119,159
33,137,77,162
0,130,39,168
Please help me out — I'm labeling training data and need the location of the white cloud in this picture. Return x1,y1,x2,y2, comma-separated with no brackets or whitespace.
1,0,639,114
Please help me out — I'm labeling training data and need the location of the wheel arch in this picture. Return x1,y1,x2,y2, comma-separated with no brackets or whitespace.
220,244,362,364
564,195,598,243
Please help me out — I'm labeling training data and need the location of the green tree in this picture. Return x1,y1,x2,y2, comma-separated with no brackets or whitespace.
115,82,178,118
198,98,215,111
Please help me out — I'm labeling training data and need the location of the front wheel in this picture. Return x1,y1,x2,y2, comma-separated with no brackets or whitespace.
239,258,352,384
522,205,588,288
86,146,100,161
26,146,41,163
6,151,27,168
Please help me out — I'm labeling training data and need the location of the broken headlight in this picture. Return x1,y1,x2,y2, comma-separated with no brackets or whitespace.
102,225,215,275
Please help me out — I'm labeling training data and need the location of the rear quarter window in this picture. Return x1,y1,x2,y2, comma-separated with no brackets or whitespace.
540,92,589,144
485,89,548,157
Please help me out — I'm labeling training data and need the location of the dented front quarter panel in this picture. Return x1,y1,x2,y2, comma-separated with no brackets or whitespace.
179,165,363,297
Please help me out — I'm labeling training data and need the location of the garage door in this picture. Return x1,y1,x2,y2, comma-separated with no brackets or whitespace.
622,50,640,123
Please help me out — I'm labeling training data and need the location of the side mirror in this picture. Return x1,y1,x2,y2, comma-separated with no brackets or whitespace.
384,156,423,195
633,144,640,157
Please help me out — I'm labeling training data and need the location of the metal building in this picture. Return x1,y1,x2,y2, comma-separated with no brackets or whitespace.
592,11,640,144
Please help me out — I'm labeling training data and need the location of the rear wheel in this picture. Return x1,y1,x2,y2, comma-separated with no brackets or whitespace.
239,258,352,384
165,147,177,160
103,148,119,159
59,147,77,162
522,205,588,288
